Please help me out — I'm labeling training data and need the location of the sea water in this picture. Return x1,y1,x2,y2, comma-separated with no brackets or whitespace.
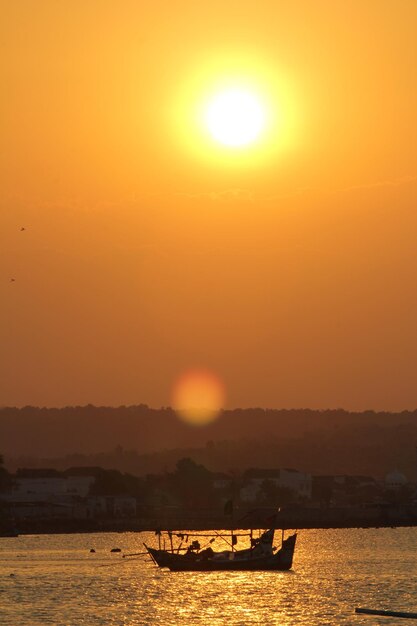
0,527,416,625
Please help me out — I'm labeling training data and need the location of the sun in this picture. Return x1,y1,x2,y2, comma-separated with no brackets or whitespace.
204,88,266,148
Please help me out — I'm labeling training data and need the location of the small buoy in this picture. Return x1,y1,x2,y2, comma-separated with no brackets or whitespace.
110,548,121,553
90,548,96,553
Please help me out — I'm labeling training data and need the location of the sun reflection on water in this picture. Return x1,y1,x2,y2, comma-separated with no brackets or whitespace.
1,529,417,625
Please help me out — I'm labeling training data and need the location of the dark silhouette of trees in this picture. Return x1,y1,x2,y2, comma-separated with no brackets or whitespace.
170,458,215,508
2,406,417,478
89,468,148,498
0,454,11,493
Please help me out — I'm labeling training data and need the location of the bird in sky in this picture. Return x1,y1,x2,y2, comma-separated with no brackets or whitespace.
20,227,26,231
10,278,16,282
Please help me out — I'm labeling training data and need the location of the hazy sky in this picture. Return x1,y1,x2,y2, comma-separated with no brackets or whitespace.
1,0,417,410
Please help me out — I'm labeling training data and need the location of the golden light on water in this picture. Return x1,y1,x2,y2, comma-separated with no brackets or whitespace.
172,369,225,426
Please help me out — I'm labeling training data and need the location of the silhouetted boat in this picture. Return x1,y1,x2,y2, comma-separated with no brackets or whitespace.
144,528,296,571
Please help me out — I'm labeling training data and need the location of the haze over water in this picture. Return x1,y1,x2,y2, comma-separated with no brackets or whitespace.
1,528,416,625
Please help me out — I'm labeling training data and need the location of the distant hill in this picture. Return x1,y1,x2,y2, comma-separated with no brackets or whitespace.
1,405,417,478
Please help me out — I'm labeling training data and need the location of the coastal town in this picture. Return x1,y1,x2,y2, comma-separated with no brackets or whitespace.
1,457,417,534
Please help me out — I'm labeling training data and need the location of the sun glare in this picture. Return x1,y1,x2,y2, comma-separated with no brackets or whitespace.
172,369,225,426
173,54,296,165
204,88,266,147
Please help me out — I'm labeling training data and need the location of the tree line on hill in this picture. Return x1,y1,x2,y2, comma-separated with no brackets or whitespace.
1,405,417,478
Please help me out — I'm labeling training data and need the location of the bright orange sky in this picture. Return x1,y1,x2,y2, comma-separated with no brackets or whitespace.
1,1,417,411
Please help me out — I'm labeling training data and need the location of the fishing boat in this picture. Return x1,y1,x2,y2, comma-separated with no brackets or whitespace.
144,528,297,571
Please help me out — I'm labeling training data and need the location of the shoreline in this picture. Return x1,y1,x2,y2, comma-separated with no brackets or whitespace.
4,507,417,535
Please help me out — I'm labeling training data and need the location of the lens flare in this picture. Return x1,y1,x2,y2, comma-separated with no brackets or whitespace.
172,369,225,426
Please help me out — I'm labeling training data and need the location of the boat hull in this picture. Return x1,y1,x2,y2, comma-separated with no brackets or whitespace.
146,533,296,572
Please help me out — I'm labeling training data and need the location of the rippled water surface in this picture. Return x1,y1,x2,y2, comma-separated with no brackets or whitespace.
1,528,416,625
